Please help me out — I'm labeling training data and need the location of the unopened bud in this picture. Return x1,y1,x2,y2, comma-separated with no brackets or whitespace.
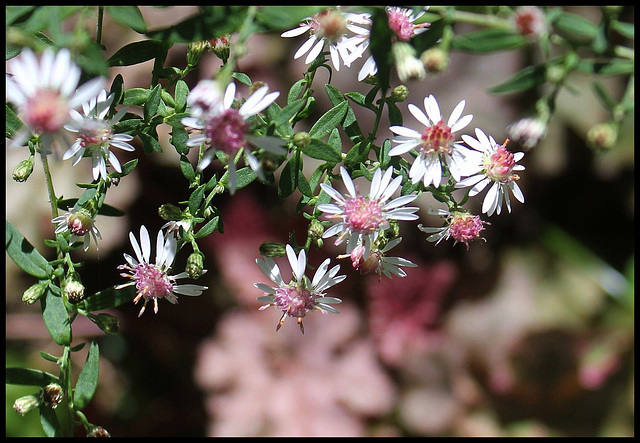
12,156,35,182
392,42,425,83
158,203,183,221
187,41,207,66
587,122,618,151
249,81,267,95
186,252,205,279
307,218,325,240
13,394,40,416
88,313,120,334
293,131,311,149
207,34,231,62
420,47,450,74
390,85,410,102
63,275,85,304
259,241,286,258
41,383,63,409
22,281,48,305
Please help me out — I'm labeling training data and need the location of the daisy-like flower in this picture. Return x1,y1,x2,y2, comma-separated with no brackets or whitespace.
456,128,526,216
389,95,473,188
5,47,105,156
419,208,489,249
255,244,346,333
338,237,417,280
116,225,208,317
317,166,419,259
52,207,102,252
63,89,135,181
280,8,371,71
181,80,286,195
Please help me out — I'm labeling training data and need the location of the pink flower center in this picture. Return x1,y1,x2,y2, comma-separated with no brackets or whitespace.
387,10,414,41
484,145,516,182
79,121,112,149
133,263,174,301
350,244,382,274
310,9,346,42
67,212,93,236
24,89,70,133
421,120,454,154
274,285,315,318
344,196,386,232
449,213,487,246
205,108,249,154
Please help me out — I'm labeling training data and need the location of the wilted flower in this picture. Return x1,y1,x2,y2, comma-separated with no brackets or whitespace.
63,89,135,181
317,166,419,259
339,237,417,280
419,208,489,249
389,95,473,188
255,244,346,333
117,225,208,317
507,116,547,150
456,128,526,216
5,47,105,155
182,80,286,194
13,394,40,416
41,383,63,408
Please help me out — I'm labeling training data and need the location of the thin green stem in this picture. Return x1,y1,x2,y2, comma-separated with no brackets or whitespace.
96,7,104,46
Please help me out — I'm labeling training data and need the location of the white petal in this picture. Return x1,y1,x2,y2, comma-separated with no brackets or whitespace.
281,25,310,38
408,103,431,127
339,166,357,198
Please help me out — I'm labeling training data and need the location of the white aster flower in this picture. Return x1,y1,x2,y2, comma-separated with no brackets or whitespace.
389,95,473,188
181,80,286,195
281,8,371,71
5,47,106,156
117,225,208,317
255,244,346,333
63,89,134,181
339,237,417,280
52,207,102,252
317,166,419,259
418,207,489,249
456,128,526,216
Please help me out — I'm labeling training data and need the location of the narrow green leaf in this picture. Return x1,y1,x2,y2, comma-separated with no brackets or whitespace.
308,101,348,140
575,59,635,76
138,131,163,154
452,28,526,53
105,6,147,33
123,88,149,106
6,6,35,26
299,138,342,163
180,155,195,181
40,404,62,437
189,185,206,216
144,84,162,122
552,11,597,45
344,140,371,167
74,341,100,411
488,64,546,94
231,72,251,86
174,80,189,112
106,40,162,67
6,220,53,279
278,159,296,198
194,216,221,238
287,78,306,104
5,104,24,138
82,285,137,312
40,289,71,346
6,367,58,386
611,20,634,40
170,124,190,155
111,159,138,179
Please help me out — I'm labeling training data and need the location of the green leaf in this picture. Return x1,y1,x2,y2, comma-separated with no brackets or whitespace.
180,155,196,181
369,8,393,93
111,159,138,179
41,288,71,346
488,64,546,94
611,20,634,40
188,185,206,216
575,59,635,76
278,159,296,198
144,84,162,122
40,403,62,437
5,104,24,139
123,88,149,106
174,79,189,112
299,138,342,163
170,124,190,155
145,6,247,44
308,101,348,140
231,72,251,86
6,367,58,386
6,6,35,26
344,140,371,168
82,285,136,313
387,101,403,126
139,131,163,154
106,40,162,67
194,216,221,238
105,6,147,33
6,220,53,279
552,11,598,46
74,341,99,411
287,78,306,104
452,28,526,53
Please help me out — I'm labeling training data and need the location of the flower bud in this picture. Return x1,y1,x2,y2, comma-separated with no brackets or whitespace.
41,383,63,409
88,313,120,334
87,426,111,437
64,277,85,305
12,156,35,182
307,218,325,240
22,281,48,305
187,41,207,67
587,122,618,151
293,131,311,149
186,251,205,279
67,210,94,237
392,42,425,83
390,85,409,102
250,81,267,95
13,394,40,416
158,203,183,221
420,47,450,74
507,117,547,150
207,34,231,62
259,241,287,258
